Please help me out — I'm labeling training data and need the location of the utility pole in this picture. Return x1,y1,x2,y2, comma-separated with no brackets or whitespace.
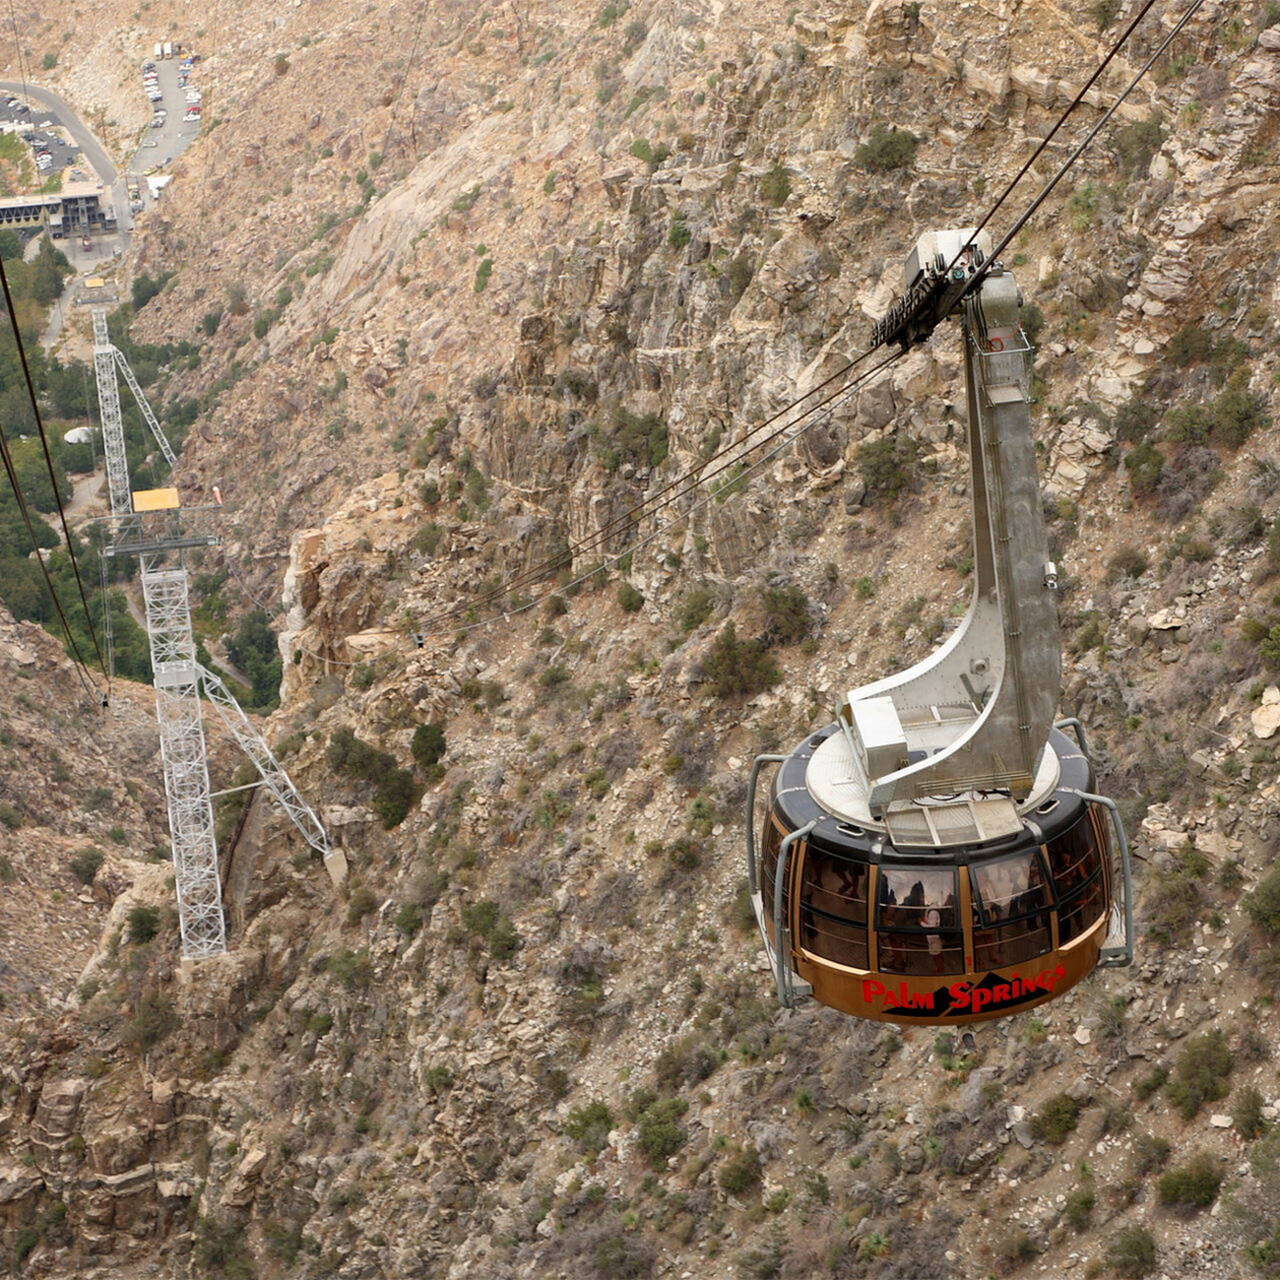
91,308,332,959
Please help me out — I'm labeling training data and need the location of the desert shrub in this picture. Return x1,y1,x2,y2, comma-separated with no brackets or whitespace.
667,213,692,248
993,1228,1039,1267
727,253,754,299
410,722,447,769
1093,0,1120,28
676,586,715,633
635,1095,688,1168
1113,396,1157,443
1158,1152,1222,1210
1032,1093,1080,1144
1247,867,1280,935
855,122,920,171
738,1237,784,1278
1107,545,1149,581
1112,116,1164,177
132,271,171,310
325,947,372,989
1065,1180,1096,1230
565,1099,614,1155
1106,1225,1156,1277
592,1231,656,1279
195,1216,255,1277
1166,1030,1233,1119
1125,442,1163,495
654,1034,718,1088
122,995,178,1052
760,163,791,206
701,622,780,698
1210,370,1270,449
719,1145,762,1194
1169,373,1269,451
1224,503,1266,547
14,1225,40,1263
858,435,920,503
461,899,521,963
596,407,668,471
69,847,104,885
1249,1225,1280,1277
617,581,645,613
1169,322,1215,367
126,904,161,944
413,522,443,555
1144,843,1207,945
393,903,423,936
1133,1067,1169,1103
1020,301,1046,345
1154,445,1221,523
1132,1131,1171,1173
1233,1085,1266,1140
372,767,417,828
628,138,671,170
327,727,418,828
346,886,376,924
760,584,810,645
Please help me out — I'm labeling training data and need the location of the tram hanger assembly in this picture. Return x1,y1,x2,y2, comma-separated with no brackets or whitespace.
746,228,1133,1026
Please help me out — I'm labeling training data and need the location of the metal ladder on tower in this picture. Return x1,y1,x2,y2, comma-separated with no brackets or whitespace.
90,307,333,959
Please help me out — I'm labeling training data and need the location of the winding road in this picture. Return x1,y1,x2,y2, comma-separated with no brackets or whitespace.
0,80,121,183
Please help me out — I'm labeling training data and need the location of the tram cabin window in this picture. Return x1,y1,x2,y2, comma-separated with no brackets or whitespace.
876,867,963,975
800,850,869,969
760,819,784,928
1046,810,1107,943
971,852,1052,970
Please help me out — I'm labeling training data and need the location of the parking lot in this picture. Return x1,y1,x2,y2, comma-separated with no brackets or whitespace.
128,48,202,202
0,95,83,179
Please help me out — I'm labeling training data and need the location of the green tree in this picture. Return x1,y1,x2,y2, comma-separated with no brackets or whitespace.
410,722,446,768
227,608,282,708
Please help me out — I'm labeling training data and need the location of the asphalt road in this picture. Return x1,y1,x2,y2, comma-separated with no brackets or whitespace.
0,79,120,184
0,76,132,263
0,68,202,249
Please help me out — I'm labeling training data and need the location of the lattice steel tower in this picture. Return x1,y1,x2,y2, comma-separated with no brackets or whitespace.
91,309,330,959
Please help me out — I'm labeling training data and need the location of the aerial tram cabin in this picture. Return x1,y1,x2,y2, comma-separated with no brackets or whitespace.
746,229,1133,1025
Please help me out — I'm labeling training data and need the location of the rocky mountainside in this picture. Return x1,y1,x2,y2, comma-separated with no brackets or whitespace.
4,1,1280,1278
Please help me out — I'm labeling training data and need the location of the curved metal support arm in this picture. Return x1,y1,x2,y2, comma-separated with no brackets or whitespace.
1054,716,1093,761
746,754,785,893
772,820,817,1007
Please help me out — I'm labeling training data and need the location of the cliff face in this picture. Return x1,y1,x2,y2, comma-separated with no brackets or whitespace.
4,1,1280,1278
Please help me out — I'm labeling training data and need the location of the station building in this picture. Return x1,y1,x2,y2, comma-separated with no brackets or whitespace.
0,178,116,236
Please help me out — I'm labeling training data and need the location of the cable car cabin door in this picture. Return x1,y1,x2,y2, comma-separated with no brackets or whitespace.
756,813,813,1008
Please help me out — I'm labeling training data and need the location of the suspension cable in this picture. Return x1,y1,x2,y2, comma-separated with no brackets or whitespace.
273,0,1189,661
412,0,1185,630
0,256,109,682
942,0,1165,279
430,348,908,640
0,425,97,699
978,0,1205,277
417,346,887,631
